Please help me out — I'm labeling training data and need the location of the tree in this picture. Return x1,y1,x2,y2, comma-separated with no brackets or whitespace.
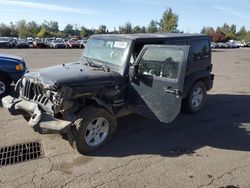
245,31,250,42
140,26,146,33
218,23,237,40
200,26,206,34
132,25,143,33
48,21,59,33
10,22,18,37
64,24,74,36
96,25,107,34
133,25,146,33
27,21,40,37
73,24,80,36
160,7,178,32
41,21,49,31
147,19,158,33
0,23,11,36
16,20,29,37
80,26,94,37
221,23,230,33
200,26,215,35
211,31,227,42
80,26,88,37
37,27,48,38
237,26,247,41
226,33,237,40
229,24,236,35
113,27,119,34
247,32,250,42
133,25,141,33
41,21,59,33
119,22,132,34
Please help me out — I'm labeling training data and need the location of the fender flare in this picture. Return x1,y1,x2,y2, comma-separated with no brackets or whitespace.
183,71,212,98
87,97,115,116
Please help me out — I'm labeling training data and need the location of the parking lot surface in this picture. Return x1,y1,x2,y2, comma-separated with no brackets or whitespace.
0,48,250,188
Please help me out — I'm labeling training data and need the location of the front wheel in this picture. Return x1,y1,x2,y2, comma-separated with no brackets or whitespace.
183,81,207,113
74,106,117,154
0,75,11,98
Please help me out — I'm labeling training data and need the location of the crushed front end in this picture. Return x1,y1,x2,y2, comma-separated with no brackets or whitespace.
2,76,72,133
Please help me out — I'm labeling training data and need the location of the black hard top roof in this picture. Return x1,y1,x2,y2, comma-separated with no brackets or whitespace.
91,33,209,40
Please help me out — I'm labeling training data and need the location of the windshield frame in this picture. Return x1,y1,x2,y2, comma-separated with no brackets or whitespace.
81,36,132,74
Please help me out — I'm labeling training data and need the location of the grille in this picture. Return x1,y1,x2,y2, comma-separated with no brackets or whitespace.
0,141,44,167
22,80,49,105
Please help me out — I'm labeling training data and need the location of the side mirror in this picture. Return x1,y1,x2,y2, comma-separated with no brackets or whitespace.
129,65,138,79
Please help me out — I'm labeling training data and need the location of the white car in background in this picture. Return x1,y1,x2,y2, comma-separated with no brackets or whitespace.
50,40,65,48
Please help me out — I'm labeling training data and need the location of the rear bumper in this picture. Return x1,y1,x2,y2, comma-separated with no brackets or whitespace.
2,96,71,133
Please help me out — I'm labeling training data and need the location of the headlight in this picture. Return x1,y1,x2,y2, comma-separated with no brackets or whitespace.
16,63,24,71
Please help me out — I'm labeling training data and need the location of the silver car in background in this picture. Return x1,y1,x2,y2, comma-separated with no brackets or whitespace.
49,40,65,48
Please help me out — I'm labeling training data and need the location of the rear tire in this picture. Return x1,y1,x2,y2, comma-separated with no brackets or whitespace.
0,75,11,98
183,81,207,114
74,106,117,154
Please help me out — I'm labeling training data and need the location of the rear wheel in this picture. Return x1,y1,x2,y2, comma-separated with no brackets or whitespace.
74,106,117,154
0,75,11,98
183,81,207,113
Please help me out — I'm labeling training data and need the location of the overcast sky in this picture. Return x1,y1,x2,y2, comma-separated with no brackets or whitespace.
0,0,250,33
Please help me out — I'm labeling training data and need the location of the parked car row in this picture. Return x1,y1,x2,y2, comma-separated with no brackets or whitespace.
211,40,250,49
0,37,87,49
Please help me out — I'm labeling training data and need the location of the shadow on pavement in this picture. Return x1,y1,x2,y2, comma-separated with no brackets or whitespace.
91,94,250,157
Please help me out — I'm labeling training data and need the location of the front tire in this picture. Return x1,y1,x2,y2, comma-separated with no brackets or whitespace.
183,81,207,114
74,106,117,154
0,75,11,98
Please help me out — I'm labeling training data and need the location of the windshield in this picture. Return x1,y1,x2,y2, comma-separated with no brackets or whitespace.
82,38,130,67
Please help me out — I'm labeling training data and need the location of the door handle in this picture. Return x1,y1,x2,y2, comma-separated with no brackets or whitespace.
164,88,176,94
163,88,182,96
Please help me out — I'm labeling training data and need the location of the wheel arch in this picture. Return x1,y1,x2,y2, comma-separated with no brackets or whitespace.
79,97,115,116
183,71,211,99
0,71,12,83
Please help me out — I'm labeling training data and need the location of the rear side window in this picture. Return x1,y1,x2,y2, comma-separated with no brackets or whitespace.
192,40,209,62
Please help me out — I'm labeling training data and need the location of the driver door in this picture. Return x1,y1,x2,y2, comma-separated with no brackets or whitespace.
129,45,190,123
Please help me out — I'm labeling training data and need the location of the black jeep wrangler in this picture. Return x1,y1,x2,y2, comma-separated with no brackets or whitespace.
2,33,214,154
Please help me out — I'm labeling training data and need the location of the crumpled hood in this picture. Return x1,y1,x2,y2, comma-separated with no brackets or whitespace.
24,62,124,90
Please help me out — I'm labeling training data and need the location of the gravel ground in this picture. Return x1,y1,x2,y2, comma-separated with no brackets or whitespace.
0,48,250,188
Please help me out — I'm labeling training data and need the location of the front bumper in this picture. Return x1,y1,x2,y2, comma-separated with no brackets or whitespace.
2,96,71,133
